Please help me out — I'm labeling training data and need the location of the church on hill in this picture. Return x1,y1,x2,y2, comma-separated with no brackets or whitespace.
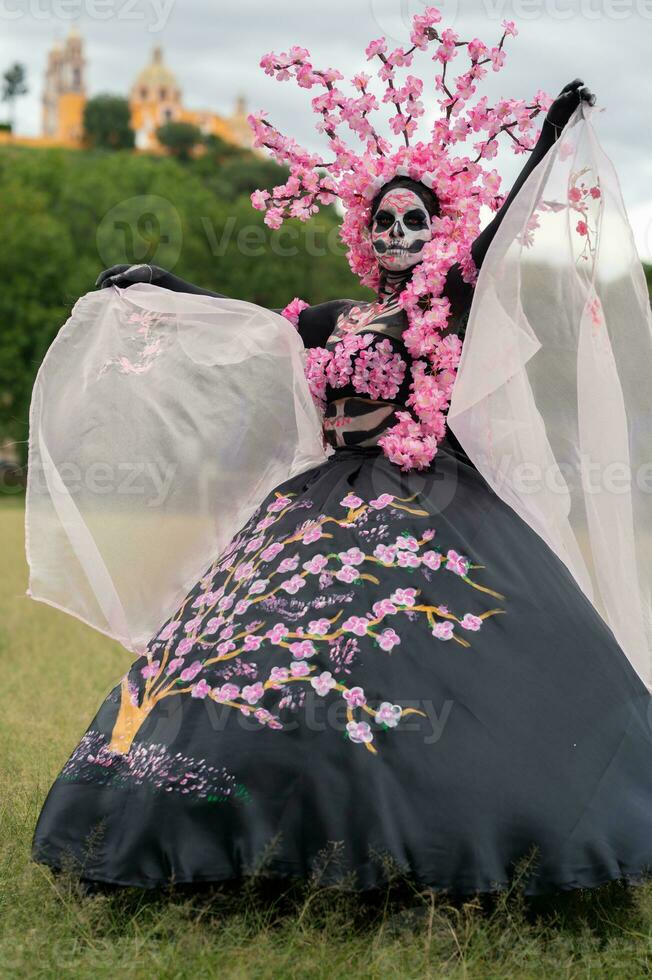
39,29,252,152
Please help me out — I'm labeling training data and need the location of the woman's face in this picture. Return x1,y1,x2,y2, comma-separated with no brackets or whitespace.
370,187,433,272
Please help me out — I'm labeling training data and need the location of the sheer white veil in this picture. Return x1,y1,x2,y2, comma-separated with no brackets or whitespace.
26,289,329,653
449,102,652,688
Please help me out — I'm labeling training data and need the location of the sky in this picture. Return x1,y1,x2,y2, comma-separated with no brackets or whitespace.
1,0,651,259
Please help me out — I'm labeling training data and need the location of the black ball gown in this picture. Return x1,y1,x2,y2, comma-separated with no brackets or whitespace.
32,293,652,896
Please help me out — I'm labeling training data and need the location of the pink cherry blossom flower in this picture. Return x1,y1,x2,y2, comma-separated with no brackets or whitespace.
176,638,194,656
341,493,363,508
375,701,402,727
267,624,288,644
242,682,264,705
217,640,236,657
268,496,292,512
191,679,211,699
158,621,181,641
260,542,285,562
446,550,469,576
140,660,160,679
290,640,316,659
365,38,387,59
576,220,588,236
249,579,269,595
205,617,223,634
588,297,602,327
421,550,443,571
490,46,506,71
302,524,324,544
378,629,401,651
432,621,454,640
461,614,483,631
244,536,265,554
278,556,300,573
346,721,373,744
396,535,419,552
374,544,397,565
281,297,310,326
343,686,367,707
269,666,290,684
234,562,255,582
251,189,270,210
290,661,311,677
372,598,398,618
391,588,418,607
308,618,331,636
281,574,306,594
311,671,337,696
342,616,370,637
303,554,329,575
338,547,365,566
244,634,264,651
398,552,421,569
166,657,184,675
256,516,276,531
336,565,360,584
180,660,203,681
369,493,395,510
215,683,240,702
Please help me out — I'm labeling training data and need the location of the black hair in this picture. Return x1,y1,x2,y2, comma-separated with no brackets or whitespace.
368,176,440,228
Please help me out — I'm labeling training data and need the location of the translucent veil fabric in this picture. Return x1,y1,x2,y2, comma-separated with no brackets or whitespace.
26,286,329,654
449,102,652,688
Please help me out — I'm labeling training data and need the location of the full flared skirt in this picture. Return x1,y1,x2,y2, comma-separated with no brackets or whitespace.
32,443,652,895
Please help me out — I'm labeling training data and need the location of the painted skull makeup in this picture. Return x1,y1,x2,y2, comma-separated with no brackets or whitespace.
371,188,433,272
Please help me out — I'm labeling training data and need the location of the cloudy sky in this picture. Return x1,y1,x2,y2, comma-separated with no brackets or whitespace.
2,0,651,257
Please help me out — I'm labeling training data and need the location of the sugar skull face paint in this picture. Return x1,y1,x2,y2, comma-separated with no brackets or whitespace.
371,188,433,272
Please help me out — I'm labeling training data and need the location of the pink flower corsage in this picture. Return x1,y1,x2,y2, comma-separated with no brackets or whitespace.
281,297,310,328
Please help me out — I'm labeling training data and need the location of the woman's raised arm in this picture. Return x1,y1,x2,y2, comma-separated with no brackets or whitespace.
444,78,596,329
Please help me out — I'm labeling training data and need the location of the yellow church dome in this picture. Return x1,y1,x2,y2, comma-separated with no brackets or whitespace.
131,47,181,103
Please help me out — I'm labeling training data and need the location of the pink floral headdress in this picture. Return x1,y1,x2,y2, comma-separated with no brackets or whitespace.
249,7,553,470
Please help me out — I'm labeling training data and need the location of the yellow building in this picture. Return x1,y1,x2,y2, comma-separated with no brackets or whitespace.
4,30,251,154
41,27,86,146
129,46,250,152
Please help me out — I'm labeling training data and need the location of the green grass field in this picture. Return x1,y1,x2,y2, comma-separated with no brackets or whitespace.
2,497,652,978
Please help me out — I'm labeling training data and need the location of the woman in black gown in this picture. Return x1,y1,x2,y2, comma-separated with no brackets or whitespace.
31,77,652,896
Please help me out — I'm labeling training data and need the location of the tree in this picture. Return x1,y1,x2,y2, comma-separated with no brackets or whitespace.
202,132,240,161
83,94,135,150
2,63,28,132
156,121,202,161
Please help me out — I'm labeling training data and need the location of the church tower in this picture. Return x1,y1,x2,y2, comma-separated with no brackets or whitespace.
42,27,86,144
129,46,182,151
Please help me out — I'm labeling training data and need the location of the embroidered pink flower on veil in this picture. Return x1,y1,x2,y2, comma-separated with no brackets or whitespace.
248,6,553,471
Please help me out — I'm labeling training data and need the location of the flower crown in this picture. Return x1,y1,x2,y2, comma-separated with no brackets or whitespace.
248,7,554,471
249,7,552,290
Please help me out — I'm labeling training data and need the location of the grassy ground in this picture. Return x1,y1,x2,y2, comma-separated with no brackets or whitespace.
2,497,652,978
